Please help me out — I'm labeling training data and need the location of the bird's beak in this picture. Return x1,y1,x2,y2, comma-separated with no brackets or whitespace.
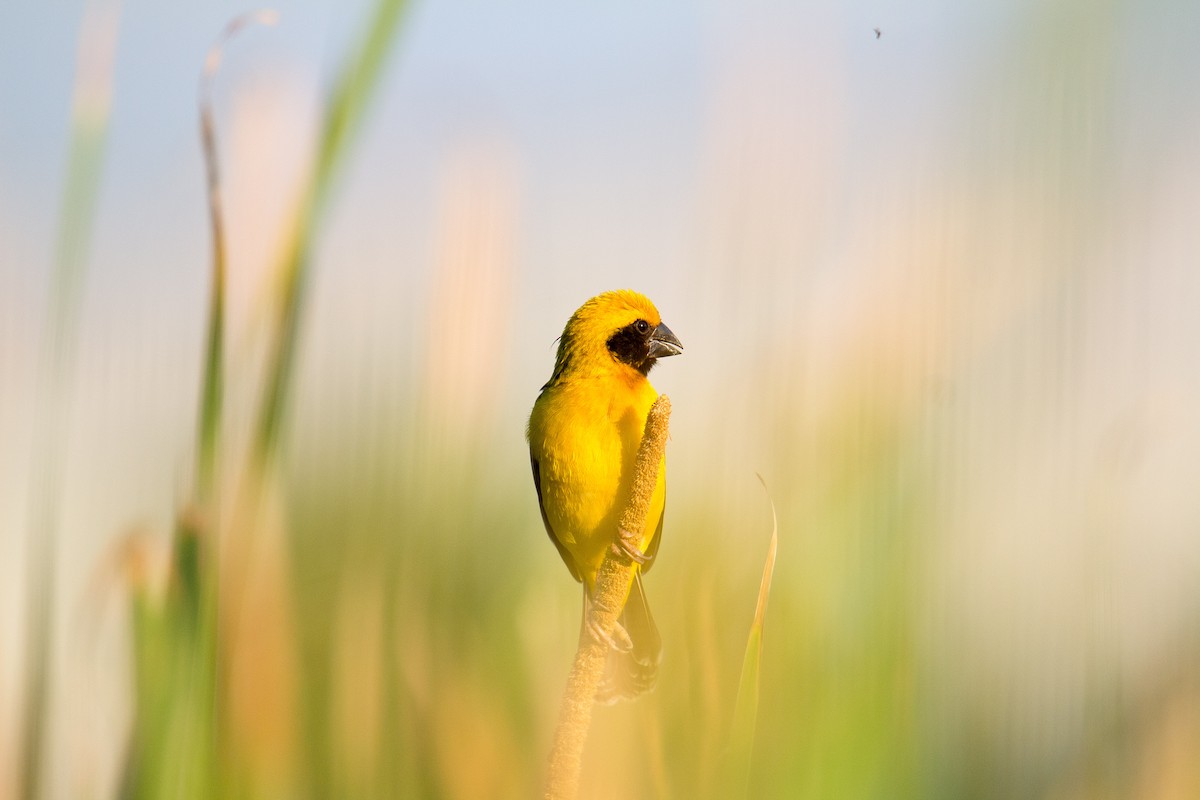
647,322,683,359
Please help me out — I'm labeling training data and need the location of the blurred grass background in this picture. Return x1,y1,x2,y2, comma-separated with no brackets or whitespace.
3,0,1200,798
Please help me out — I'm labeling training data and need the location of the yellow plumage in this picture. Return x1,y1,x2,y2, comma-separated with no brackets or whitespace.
528,289,683,702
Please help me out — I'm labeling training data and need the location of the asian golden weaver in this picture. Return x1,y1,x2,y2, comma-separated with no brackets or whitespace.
527,290,683,702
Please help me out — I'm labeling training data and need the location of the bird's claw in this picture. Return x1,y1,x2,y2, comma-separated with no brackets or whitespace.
612,528,649,566
586,616,633,653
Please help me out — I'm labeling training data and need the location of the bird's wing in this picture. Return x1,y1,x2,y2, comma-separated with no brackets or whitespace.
531,455,583,583
641,484,665,574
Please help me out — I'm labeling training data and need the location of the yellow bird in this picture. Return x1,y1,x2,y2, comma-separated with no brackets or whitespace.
527,290,683,702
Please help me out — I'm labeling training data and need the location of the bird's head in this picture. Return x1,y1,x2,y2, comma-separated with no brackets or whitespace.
548,290,683,385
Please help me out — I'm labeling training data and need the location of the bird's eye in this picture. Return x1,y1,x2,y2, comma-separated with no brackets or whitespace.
635,319,650,335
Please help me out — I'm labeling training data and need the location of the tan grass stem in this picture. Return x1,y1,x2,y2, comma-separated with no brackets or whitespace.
21,2,122,796
543,395,672,800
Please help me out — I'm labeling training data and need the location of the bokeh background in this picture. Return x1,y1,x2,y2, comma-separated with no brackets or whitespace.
3,1,1200,798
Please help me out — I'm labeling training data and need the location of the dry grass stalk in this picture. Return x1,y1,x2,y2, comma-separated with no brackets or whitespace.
543,396,672,800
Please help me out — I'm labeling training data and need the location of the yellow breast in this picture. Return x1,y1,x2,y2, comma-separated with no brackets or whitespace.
529,375,665,585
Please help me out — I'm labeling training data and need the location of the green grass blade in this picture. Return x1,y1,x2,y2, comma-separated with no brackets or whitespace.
253,0,409,461
723,474,779,798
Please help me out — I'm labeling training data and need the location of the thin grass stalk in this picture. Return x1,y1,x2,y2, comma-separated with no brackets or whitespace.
21,2,121,796
133,19,283,798
195,11,279,500
544,396,672,800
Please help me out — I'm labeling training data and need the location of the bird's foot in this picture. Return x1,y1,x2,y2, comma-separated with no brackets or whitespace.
586,615,633,653
584,593,632,652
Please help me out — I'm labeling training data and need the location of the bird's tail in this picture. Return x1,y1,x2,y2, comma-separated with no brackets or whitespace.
596,572,661,704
